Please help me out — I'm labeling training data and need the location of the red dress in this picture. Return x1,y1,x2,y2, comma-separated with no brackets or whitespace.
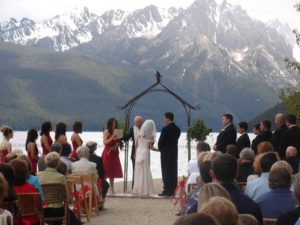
0,148,8,163
71,135,83,161
27,143,38,173
102,136,123,179
15,183,41,225
41,135,53,155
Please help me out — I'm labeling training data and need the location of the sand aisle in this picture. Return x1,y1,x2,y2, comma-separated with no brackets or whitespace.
86,179,180,225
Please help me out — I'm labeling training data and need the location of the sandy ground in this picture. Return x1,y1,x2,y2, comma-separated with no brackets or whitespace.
84,179,180,225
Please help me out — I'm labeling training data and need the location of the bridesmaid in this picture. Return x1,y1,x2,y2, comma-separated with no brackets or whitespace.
70,121,83,161
26,129,39,174
102,118,123,194
55,122,67,145
0,126,13,163
40,122,53,156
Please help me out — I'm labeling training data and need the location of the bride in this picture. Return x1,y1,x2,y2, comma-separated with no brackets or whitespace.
132,119,157,196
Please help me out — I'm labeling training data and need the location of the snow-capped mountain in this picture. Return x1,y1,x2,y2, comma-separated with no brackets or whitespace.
0,6,181,51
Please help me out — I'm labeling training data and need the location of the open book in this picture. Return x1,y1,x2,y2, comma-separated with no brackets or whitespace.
114,128,124,139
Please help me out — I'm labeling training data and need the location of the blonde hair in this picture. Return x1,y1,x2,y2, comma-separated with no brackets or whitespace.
269,161,293,188
199,196,239,225
271,160,293,174
198,183,231,210
238,214,258,225
45,152,60,168
203,151,223,162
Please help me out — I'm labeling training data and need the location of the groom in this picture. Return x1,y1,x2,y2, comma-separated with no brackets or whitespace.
158,112,181,197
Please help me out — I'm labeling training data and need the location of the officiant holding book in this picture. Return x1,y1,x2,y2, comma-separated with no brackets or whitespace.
158,112,181,197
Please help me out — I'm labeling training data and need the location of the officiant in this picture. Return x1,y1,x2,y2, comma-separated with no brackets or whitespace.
123,115,143,188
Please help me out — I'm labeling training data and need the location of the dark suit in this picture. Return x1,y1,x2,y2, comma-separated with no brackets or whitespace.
89,153,109,199
158,122,181,196
215,124,237,153
123,126,138,188
236,133,250,155
251,131,272,154
280,126,300,159
271,124,287,154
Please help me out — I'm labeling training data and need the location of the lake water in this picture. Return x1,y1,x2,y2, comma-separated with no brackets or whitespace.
10,132,254,182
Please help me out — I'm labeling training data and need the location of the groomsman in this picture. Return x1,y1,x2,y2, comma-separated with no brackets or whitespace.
214,113,237,153
236,121,250,155
271,113,287,154
123,115,143,188
158,112,181,197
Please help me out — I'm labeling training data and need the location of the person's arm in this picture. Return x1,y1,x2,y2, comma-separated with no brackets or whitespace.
158,127,167,151
103,129,117,145
7,142,12,153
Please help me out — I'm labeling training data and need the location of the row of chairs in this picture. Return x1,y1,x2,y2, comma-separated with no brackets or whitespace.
0,173,101,225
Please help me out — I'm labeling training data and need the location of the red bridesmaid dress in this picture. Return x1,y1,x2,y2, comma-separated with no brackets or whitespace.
41,135,53,155
102,136,123,179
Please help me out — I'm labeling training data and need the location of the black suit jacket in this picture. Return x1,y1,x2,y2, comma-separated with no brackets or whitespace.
280,126,300,159
123,126,136,160
89,153,105,180
236,133,250,154
251,131,272,154
158,122,181,158
271,124,287,153
215,124,237,153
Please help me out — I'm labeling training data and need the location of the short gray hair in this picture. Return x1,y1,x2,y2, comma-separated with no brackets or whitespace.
76,146,90,159
45,152,60,168
239,148,255,162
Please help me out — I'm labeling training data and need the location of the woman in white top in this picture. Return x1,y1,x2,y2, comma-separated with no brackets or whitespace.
132,120,158,197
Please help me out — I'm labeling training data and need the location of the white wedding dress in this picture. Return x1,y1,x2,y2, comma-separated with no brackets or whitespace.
132,120,155,196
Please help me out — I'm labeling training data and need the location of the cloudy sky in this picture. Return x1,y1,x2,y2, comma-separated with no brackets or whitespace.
0,0,299,29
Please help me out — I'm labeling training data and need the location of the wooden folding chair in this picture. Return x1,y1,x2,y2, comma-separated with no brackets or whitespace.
41,183,69,225
67,175,90,222
70,173,99,216
263,218,277,225
17,192,44,225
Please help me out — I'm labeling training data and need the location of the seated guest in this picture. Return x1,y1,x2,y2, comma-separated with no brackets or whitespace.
236,121,251,156
251,120,272,154
257,141,274,155
18,154,44,202
38,143,67,175
60,143,72,174
285,146,299,174
0,164,17,202
278,173,300,225
10,159,41,225
185,152,221,215
198,183,231,209
237,148,255,182
244,152,278,200
0,173,13,223
226,145,237,158
37,152,81,225
173,213,220,225
86,141,109,200
211,154,263,224
187,142,210,186
72,146,99,198
199,196,239,225
257,161,295,218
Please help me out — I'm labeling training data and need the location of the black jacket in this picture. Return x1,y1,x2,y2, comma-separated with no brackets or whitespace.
215,124,237,153
271,124,287,153
236,133,250,154
158,122,181,157
251,131,272,154
123,126,136,160
280,126,300,159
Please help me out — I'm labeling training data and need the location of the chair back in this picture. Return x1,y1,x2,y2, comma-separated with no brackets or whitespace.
263,218,277,225
41,183,69,225
17,193,42,217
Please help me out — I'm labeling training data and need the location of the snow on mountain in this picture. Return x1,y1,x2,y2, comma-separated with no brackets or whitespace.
0,6,180,51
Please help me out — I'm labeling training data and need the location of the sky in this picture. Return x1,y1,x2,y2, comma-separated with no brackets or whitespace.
0,0,299,30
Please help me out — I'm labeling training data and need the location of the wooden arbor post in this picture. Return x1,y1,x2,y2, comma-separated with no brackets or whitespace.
119,71,196,192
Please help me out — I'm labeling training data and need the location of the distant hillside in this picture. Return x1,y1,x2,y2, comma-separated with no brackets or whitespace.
248,103,286,130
